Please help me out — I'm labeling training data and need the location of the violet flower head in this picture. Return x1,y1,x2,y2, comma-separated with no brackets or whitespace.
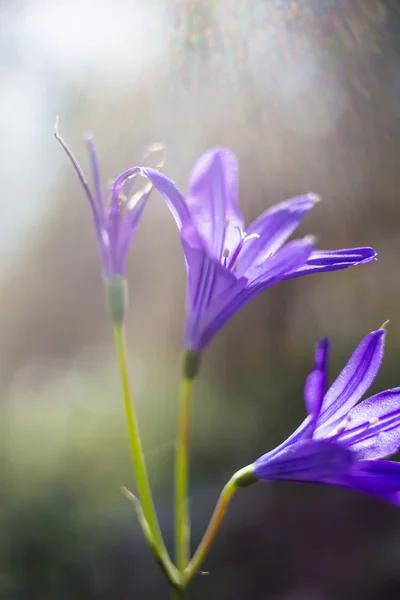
55,123,164,279
253,327,400,505
139,149,376,352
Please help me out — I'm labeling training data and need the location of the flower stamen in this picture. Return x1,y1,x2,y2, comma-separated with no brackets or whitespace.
334,414,352,436
225,228,260,273
223,248,230,267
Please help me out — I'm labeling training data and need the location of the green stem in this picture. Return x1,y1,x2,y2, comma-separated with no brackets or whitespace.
183,466,257,586
175,376,194,573
113,324,180,587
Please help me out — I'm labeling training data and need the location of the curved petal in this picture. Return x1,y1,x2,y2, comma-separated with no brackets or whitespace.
139,167,191,229
253,439,354,484
304,338,329,427
237,194,319,276
314,329,386,432
109,168,145,261
186,148,244,259
337,388,400,459
284,247,377,279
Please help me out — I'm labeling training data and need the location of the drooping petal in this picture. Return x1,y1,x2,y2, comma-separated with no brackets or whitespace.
237,194,319,277
337,389,400,459
186,148,244,259
254,439,354,484
139,167,191,229
284,247,377,279
196,237,314,350
314,329,386,432
304,338,329,427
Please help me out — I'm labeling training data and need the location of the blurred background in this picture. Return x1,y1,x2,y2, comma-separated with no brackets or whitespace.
1,0,400,598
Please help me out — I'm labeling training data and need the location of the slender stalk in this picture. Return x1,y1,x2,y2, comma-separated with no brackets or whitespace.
113,324,180,587
175,376,194,572
183,477,237,585
183,466,257,586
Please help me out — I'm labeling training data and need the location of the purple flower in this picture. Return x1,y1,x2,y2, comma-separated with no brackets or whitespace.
138,148,376,352
55,125,161,278
253,328,400,505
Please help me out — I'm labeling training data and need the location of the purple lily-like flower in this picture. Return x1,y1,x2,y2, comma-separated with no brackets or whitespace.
55,124,162,279
138,148,376,352
253,328,400,505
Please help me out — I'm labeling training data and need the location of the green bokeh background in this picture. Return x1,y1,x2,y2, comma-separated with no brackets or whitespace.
2,1,400,598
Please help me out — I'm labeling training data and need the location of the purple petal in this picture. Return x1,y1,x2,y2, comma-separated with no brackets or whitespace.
333,460,400,502
139,167,191,229
254,439,354,484
182,243,238,351
244,236,315,288
304,338,329,426
114,185,152,275
284,247,377,279
196,237,314,350
237,194,319,276
54,129,110,274
186,148,244,259
85,135,103,210
108,169,141,261
337,389,400,459
315,329,386,432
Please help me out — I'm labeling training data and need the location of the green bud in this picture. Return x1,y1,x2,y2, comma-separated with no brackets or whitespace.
105,277,128,325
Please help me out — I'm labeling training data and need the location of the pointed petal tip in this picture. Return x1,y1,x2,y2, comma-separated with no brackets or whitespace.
380,320,390,331
308,193,321,204
199,146,237,163
359,247,378,263
342,247,377,267
304,234,317,246
316,336,330,356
